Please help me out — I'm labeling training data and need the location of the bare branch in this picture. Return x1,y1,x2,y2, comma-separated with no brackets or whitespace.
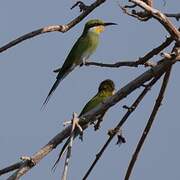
120,4,150,21
70,1,89,12
61,113,79,180
130,0,180,41
0,162,22,176
136,36,174,64
82,73,164,180
0,0,106,53
124,67,172,180
85,61,138,68
3,57,176,180
85,36,174,68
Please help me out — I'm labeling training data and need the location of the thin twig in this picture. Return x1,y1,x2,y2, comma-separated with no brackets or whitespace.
82,72,164,180
85,36,174,68
120,4,150,21
61,113,79,180
124,67,172,180
0,0,106,53
85,61,138,68
61,134,74,180
136,36,174,65
165,13,180,21
70,1,89,12
0,162,22,176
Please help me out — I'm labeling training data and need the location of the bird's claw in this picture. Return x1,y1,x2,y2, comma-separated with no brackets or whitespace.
80,59,90,67
108,128,126,145
79,132,84,141
94,122,101,131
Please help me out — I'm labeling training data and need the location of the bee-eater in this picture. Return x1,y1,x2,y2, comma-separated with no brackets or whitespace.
53,79,115,169
42,19,117,107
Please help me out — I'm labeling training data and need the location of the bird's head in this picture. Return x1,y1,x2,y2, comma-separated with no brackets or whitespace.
98,79,115,94
83,19,117,35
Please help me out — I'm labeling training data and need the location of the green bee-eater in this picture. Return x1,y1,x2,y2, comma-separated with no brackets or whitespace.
53,79,115,169
42,19,117,107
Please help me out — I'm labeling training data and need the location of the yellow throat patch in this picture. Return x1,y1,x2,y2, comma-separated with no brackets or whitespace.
94,26,105,33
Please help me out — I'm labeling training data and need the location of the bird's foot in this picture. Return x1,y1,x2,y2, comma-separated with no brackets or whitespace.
94,121,101,131
94,124,100,131
108,128,126,145
80,59,90,67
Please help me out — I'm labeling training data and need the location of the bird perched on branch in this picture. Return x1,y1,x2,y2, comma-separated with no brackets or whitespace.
52,79,116,169
42,19,117,107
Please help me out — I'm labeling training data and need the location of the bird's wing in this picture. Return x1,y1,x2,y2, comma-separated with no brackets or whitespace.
79,92,106,116
42,35,90,107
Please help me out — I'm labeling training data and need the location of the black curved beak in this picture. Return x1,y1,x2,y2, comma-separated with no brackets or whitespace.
104,22,118,26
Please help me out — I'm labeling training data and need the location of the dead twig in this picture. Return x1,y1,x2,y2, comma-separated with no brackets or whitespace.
85,61,138,68
61,113,81,180
70,1,89,12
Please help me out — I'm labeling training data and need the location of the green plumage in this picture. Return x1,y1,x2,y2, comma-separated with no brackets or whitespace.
80,79,115,129
55,30,100,72
80,91,112,116
42,19,111,107
52,79,115,169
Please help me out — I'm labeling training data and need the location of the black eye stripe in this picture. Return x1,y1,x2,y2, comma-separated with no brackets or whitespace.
88,23,104,28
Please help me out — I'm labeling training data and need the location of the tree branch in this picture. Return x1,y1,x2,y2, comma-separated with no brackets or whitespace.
0,0,106,53
165,13,180,21
144,0,153,7
4,58,176,180
0,162,22,176
85,61,138,68
130,0,180,41
82,73,164,180
61,113,79,180
136,36,174,64
85,35,174,68
124,66,172,180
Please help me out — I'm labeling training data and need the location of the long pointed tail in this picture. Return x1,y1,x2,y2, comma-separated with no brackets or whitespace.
52,137,71,171
41,78,61,109
42,65,76,108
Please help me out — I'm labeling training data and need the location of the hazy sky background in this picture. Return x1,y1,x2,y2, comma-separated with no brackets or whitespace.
0,0,180,180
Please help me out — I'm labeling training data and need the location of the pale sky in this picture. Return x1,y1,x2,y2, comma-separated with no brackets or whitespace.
0,0,180,180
